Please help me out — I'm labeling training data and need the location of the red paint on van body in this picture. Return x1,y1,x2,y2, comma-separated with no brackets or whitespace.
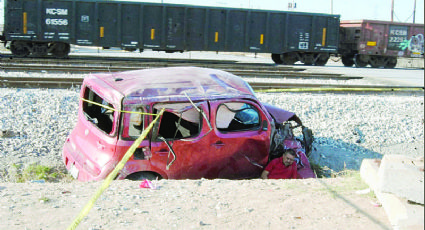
62,67,315,181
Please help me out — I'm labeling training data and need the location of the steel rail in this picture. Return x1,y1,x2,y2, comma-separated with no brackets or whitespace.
1,56,422,93
1,76,423,93
2,54,287,66
1,55,298,70
1,63,355,80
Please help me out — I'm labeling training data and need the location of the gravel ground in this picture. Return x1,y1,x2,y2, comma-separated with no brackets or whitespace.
0,68,423,229
0,87,80,180
0,85,423,181
257,92,424,173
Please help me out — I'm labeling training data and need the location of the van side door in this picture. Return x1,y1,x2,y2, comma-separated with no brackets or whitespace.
208,99,271,179
148,101,213,179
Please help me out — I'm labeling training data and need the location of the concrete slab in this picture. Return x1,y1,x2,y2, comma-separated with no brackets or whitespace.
360,158,424,230
397,58,425,69
360,159,381,191
378,154,424,204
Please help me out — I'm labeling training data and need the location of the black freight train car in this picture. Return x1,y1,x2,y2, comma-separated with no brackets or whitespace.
1,0,340,65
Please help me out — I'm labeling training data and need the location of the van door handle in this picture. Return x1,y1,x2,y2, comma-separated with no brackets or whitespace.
97,141,105,150
212,141,225,147
155,149,169,156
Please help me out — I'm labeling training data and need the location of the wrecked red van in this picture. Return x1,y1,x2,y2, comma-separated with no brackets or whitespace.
62,67,315,181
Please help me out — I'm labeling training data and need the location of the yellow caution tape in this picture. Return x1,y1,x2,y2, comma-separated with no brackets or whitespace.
67,108,165,230
80,98,158,116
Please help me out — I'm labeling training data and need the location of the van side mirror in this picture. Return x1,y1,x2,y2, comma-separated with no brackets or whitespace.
262,120,268,131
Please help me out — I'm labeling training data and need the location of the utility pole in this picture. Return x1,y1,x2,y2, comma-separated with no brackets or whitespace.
331,0,333,14
391,0,394,22
413,0,416,23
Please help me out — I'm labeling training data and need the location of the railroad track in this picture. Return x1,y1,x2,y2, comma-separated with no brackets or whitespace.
1,54,293,71
1,63,355,79
1,76,423,93
1,56,423,93
1,55,354,80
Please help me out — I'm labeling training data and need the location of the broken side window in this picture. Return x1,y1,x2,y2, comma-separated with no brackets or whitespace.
216,102,260,132
153,103,202,140
82,87,115,135
121,106,145,140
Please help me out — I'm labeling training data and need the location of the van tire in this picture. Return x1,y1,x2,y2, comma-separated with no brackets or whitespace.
126,172,160,181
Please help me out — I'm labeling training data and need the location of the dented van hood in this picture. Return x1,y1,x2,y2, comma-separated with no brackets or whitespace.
263,103,295,123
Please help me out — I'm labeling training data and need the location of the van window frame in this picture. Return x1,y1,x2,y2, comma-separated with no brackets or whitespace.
81,86,118,136
215,101,261,133
151,102,204,141
119,104,148,141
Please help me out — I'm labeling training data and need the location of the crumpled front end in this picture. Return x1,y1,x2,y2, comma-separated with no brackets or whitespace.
264,103,315,179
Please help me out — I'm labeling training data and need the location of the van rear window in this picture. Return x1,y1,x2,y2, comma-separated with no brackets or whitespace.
82,87,116,135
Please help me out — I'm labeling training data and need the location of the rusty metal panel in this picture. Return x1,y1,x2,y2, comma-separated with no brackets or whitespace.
340,20,424,58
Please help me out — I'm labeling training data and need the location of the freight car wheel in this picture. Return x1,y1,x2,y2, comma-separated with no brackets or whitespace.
32,43,49,56
271,54,283,64
303,54,315,66
354,55,368,68
10,41,30,57
370,63,382,68
384,57,397,69
282,53,297,65
369,56,385,68
341,55,354,67
51,42,70,58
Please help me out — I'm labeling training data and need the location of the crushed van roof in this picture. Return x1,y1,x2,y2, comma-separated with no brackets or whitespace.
86,67,257,102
